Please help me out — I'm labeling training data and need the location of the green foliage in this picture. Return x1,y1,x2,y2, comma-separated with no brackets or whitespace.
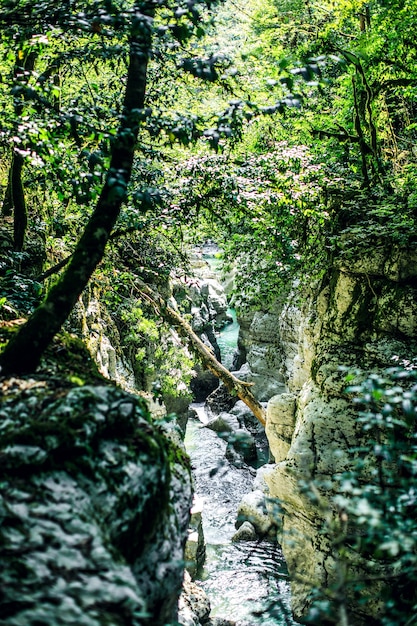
304,368,417,625
0,0,416,312
167,143,330,308
98,259,195,400
332,188,417,261
153,340,195,401
0,0,235,252
223,0,417,292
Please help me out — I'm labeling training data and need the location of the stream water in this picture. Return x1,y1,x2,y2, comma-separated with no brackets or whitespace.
185,409,295,625
184,304,297,625
216,307,239,370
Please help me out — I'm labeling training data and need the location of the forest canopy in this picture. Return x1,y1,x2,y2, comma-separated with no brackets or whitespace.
0,0,416,369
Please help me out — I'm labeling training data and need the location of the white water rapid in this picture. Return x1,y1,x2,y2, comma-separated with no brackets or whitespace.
184,404,297,626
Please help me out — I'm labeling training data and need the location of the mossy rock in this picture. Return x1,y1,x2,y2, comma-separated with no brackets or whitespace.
0,318,104,385
0,382,192,625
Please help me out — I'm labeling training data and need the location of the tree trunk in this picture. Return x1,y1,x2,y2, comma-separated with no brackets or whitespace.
0,5,154,377
136,279,267,426
33,254,267,425
2,150,28,251
9,49,37,250
1,162,13,216
11,151,27,251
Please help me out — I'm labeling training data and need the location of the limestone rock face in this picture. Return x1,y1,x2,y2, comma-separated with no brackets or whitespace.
0,380,193,626
265,393,296,462
243,308,287,401
246,249,417,624
74,289,138,392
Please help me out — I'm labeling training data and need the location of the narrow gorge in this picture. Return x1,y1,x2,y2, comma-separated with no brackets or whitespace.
1,1,417,624
72,243,417,624
1,234,416,626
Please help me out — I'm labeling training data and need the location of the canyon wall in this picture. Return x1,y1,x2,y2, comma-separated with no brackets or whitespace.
76,253,228,413
239,245,417,623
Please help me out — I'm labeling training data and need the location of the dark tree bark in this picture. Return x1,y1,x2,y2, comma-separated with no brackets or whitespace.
10,152,27,251
0,4,155,376
164,303,267,426
1,163,13,216
352,76,370,187
3,50,37,249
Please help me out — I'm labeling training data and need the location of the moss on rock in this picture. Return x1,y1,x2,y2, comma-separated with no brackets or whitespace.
0,381,192,625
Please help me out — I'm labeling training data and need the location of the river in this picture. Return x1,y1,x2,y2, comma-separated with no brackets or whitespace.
185,408,296,625
215,307,240,370
185,249,297,624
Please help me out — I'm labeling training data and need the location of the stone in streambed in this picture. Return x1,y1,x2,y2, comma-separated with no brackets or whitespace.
236,489,274,537
232,520,257,542
205,411,240,433
178,571,211,626
185,496,206,578
225,428,257,464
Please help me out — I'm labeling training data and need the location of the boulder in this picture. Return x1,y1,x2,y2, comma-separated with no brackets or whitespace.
235,490,274,537
232,521,257,542
0,381,193,626
225,428,257,464
230,401,270,464
230,400,264,433
205,411,240,433
185,496,206,578
178,571,211,626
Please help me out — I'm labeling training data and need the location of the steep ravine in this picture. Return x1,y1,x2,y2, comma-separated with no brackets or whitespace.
181,248,295,625
64,241,417,625
75,248,297,624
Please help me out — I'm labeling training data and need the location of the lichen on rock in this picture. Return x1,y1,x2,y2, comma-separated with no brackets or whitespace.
0,379,193,626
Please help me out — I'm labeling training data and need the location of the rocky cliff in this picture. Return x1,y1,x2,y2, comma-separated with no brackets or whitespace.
238,245,417,623
76,251,229,413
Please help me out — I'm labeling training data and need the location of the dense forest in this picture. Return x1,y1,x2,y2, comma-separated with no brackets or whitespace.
1,0,417,368
0,1,416,625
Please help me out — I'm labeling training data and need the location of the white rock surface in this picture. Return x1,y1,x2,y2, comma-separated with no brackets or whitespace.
236,249,417,623
236,490,274,536
232,521,257,542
